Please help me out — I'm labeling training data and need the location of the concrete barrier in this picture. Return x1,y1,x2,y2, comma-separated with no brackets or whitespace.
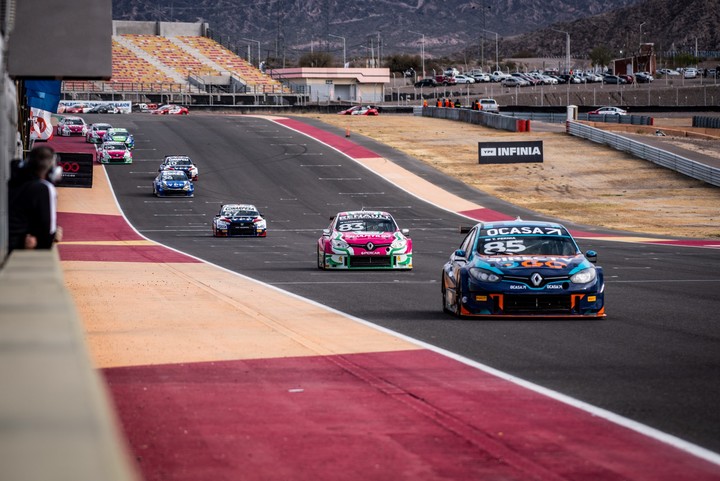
421,107,521,132
0,249,138,481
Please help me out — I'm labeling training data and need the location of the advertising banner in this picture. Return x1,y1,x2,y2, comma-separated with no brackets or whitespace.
58,100,132,114
478,140,544,164
56,152,94,188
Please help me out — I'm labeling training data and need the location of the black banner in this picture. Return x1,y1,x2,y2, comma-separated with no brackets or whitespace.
479,140,544,164
56,152,94,188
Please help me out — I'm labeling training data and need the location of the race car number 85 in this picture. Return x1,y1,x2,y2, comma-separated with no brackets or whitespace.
483,240,526,254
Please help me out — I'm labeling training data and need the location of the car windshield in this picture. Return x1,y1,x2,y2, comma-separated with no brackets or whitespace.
67,119,84,125
222,208,258,217
95,124,111,130
104,143,126,150
162,172,187,181
165,158,192,166
477,234,578,256
335,216,397,233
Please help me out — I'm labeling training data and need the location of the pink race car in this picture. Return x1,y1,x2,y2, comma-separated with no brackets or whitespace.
317,210,412,269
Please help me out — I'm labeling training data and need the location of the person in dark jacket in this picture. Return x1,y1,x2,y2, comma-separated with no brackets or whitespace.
8,145,62,252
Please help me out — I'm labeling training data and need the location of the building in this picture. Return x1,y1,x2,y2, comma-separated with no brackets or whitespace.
269,67,390,103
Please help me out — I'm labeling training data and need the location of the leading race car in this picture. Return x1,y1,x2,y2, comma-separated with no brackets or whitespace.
212,204,267,237
56,116,88,136
158,155,199,181
97,141,133,164
441,219,605,318
102,127,135,149
152,170,194,197
317,210,412,270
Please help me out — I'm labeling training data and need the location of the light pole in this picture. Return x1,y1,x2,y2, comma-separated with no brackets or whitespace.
241,38,261,67
639,21,646,45
481,29,499,72
328,34,346,67
409,30,425,79
552,29,570,73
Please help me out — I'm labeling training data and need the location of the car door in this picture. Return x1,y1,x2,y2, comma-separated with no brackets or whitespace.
443,227,477,291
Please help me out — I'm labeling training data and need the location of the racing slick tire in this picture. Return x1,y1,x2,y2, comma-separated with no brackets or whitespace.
317,246,326,270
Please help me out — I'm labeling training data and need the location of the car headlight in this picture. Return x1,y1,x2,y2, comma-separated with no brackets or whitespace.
216,220,229,228
183,184,190,191
391,237,407,249
468,267,502,283
161,181,168,187
331,238,349,250
570,268,597,284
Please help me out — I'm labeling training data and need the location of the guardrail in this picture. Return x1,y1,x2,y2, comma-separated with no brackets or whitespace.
566,121,720,187
0,249,139,481
421,106,525,132
692,115,720,129
501,111,653,125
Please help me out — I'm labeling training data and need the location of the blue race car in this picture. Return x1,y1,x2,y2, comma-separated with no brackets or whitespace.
441,219,605,318
152,170,194,197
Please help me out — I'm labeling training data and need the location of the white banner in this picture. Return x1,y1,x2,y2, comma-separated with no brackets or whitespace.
58,100,132,114
29,107,54,141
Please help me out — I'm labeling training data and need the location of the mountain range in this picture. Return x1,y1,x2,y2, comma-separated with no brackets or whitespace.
112,0,720,65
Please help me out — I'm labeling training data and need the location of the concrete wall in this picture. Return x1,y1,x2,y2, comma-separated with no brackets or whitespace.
113,20,207,37
0,250,139,481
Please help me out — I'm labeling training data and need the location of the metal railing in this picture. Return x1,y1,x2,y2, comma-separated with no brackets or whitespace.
567,121,720,187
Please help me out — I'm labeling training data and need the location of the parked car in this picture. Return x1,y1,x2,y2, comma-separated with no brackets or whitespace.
619,74,635,84
151,104,189,115
588,106,627,116
635,72,654,83
338,105,379,116
603,74,627,84
657,68,680,76
435,75,457,86
491,71,511,82
454,74,476,84
414,78,438,88
683,68,698,79
472,73,491,83
501,77,523,87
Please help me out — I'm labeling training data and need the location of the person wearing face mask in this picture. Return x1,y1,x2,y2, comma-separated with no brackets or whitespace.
8,145,63,252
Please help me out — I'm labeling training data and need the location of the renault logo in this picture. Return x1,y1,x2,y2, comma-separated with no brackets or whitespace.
366,242,375,251
530,273,543,286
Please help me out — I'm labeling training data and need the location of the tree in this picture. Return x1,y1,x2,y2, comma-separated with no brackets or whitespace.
589,46,613,69
298,51,334,68
384,54,422,74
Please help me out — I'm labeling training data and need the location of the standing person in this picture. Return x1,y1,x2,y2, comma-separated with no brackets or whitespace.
7,145,63,252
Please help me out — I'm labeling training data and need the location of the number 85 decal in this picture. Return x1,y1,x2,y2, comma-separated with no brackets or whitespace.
483,240,526,255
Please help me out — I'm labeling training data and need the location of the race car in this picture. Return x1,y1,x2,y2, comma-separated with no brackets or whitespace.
441,219,605,318
56,116,88,136
151,104,189,115
102,127,134,149
97,141,133,164
158,155,198,181
317,210,412,270
212,204,267,237
86,123,113,143
338,105,379,116
152,170,194,197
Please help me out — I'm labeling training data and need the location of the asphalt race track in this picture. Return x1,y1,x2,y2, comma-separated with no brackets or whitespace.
96,113,720,455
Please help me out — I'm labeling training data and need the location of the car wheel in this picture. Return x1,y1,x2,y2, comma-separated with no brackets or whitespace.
317,246,326,270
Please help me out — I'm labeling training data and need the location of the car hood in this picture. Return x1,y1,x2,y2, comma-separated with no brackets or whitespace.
473,254,592,276
337,232,398,243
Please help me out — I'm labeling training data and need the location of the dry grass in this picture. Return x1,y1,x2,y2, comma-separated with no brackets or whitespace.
298,113,720,239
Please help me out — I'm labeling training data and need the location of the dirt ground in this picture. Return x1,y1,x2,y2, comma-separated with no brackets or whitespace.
298,113,720,239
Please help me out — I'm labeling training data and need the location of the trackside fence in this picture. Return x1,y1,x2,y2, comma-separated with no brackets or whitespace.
692,115,720,129
420,106,524,132
500,112,653,125
566,121,720,187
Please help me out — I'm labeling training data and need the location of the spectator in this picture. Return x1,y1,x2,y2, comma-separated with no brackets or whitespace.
8,145,63,252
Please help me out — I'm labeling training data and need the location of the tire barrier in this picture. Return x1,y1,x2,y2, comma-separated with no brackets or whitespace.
422,107,525,132
692,115,720,129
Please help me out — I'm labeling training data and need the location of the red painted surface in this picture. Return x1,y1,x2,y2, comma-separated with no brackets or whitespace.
56,212,198,263
274,118,382,159
105,350,720,481
458,207,514,222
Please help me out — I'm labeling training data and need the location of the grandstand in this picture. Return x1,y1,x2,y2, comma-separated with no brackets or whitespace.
61,21,302,106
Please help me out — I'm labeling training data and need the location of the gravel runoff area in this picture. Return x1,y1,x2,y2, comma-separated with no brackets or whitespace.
297,113,720,240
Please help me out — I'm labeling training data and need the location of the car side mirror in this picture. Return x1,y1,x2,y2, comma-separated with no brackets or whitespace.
585,250,598,263
322,229,330,237
454,249,467,259
401,228,410,236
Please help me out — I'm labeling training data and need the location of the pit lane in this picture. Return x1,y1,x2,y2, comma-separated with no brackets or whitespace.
94,112,720,455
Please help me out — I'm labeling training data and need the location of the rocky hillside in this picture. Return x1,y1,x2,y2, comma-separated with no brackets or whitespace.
112,0,639,60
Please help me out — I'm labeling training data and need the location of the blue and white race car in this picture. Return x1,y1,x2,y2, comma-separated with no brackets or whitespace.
212,204,267,237
159,155,198,181
441,219,605,318
152,170,194,197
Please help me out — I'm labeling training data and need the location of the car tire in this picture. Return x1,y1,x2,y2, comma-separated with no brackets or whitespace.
317,247,326,270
